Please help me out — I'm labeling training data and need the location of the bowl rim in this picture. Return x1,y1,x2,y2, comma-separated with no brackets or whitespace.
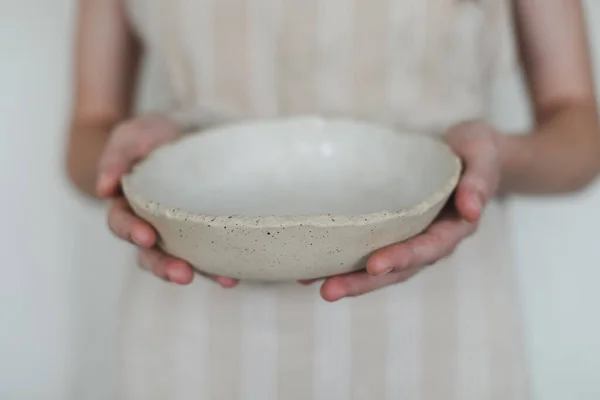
121,117,462,229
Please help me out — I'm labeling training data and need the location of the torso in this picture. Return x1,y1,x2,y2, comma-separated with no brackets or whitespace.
114,1,530,399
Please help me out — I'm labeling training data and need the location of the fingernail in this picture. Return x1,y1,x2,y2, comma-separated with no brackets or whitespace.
375,267,394,276
217,277,238,288
167,268,185,283
131,234,144,246
131,230,151,247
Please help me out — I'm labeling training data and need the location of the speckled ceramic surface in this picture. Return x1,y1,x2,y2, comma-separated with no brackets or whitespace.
122,117,461,281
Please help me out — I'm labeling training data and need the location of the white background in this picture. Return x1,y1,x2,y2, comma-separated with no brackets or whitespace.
1,1,599,399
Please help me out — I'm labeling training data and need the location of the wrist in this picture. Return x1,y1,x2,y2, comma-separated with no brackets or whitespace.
66,126,112,198
495,133,535,196
495,118,600,195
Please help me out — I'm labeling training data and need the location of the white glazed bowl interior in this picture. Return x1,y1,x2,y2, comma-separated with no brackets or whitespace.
126,117,459,218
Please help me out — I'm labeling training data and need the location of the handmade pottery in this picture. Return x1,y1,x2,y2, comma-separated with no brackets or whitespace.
122,117,461,281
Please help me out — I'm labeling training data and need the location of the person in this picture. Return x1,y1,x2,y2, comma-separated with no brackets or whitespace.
66,0,600,398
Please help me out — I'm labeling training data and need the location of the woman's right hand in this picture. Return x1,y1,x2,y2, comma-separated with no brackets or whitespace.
96,114,239,288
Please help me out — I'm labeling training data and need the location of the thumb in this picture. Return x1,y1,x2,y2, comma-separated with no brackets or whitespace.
96,162,127,198
454,147,499,223
447,133,500,223
454,179,485,223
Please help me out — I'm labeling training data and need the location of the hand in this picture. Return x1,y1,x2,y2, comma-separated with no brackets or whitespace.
306,121,503,302
97,114,238,288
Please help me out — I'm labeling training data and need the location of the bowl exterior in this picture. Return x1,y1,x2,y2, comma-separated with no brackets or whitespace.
126,196,451,281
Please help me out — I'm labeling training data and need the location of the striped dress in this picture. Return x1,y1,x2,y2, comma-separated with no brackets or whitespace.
118,0,531,398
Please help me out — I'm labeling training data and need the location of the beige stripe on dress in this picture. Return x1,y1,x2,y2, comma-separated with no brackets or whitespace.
277,0,319,115
352,0,390,118
277,284,318,400
181,0,215,101
385,278,424,400
350,288,389,400
316,0,355,115
170,279,210,400
386,0,427,124
160,0,196,107
247,0,282,117
240,284,279,400
420,258,460,400
206,283,244,400
455,237,493,400
484,203,531,400
212,0,251,112
314,295,352,400
127,271,181,399
118,269,161,400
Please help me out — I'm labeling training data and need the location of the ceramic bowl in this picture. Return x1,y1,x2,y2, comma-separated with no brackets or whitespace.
122,117,461,281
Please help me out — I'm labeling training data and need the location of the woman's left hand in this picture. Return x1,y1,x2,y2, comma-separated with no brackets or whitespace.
307,121,504,302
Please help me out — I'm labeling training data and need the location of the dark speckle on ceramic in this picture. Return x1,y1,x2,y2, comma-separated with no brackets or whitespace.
121,117,460,281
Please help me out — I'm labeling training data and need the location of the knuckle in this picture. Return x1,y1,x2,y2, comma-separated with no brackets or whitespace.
464,222,478,238
101,138,130,167
108,220,126,240
421,232,444,253
137,249,167,279
337,279,355,297
137,136,158,156
401,244,417,268
106,203,121,232
421,230,453,260
107,200,130,240
136,249,150,270
115,118,149,143
462,176,489,195
441,244,456,258
98,142,120,171
152,259,169,279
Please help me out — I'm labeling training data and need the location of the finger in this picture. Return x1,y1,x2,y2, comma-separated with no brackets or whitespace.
212,276,240,288
107,198,157,247
446,124,500,222
137,248,194,285
96,133,133,197
298,276,327,286
96,121,166,197
137,248,238,288
320,268,420,302
188,270,238,288
186,265,239,288
455,159,494,223
366,217,474,275
454,182,484,223
96,164,127,198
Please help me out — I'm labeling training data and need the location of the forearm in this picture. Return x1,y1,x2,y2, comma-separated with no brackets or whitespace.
498,101,600,195
66,122,113,198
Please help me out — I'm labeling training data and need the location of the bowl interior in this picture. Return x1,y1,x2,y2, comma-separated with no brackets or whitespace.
125,117,459,217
